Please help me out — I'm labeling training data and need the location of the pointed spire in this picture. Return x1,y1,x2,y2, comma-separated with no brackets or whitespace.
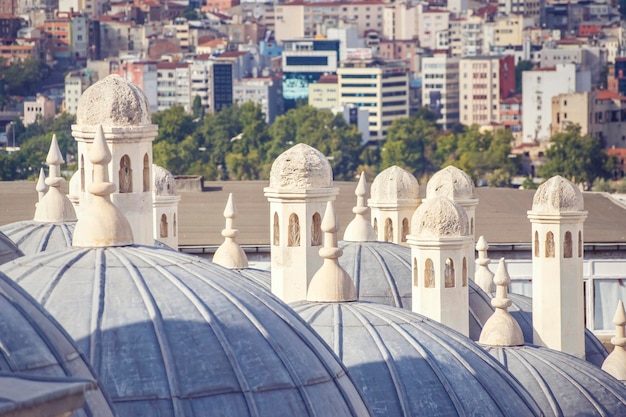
36,167,48,201
343,173,376,242
72,125,133,247
475,236,495,294
601,300,626,381
479,258,524,347
213,193,249,269
33,135,77,222
307,201,357,302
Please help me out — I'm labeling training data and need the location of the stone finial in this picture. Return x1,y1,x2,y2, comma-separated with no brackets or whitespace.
213,193,249,269
72,125,133,247
479,258,524,347
33,135,77,223
307,201,357,302
36,167,48,201
343,173,376,242
601,300,626,381
475,236,495,294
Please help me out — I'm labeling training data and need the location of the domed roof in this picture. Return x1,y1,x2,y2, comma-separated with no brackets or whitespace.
335,241,608,366
0,221,75,255
153,164,178,197
484,345,626,416
426,165,475,201
0,269,115,417
411,197,469,238
0,246,372,417
268,143,333,189
76,74,152,127
0,231,23,264
369,166,419,203
531,175,584,214
292,302,542,417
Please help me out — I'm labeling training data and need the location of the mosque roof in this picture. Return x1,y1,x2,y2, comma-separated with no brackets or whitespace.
0,270,115,417
0,221,74,255
0,231,23,264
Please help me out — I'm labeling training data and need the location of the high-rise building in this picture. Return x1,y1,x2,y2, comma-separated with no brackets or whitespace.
190,57,234,114
421,54,460,130
337,58,409,143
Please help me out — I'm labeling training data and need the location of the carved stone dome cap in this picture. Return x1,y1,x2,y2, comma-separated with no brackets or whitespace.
76,74,152,127
152,164,177,196
269,143,333,189
370,165,419,202
426,165,475,201
411,196,469,238
531,175,584,213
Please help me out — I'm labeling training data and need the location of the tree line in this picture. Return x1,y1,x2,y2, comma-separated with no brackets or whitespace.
0,102,615,189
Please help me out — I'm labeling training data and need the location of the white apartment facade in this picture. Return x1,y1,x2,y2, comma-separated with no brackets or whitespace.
274,0,386,42
421,54,460,130
337,58,409,143
417,5,450,51
156,62,191,112
64,70,93,115
382,1,417,41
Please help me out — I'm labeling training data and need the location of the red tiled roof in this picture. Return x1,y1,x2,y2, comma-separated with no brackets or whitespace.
317,74,338,83
596,90,626,101
157,61,188,69
217,50,247,57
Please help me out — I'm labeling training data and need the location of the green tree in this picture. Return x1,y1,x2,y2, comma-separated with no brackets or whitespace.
381,113,439,177
515,60,533,94
152,105,196,144
538,124,612,189
192,95,205,120
0,57,50,96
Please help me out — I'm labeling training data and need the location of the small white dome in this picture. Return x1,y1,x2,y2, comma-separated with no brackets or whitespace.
152,164,177,196
426,165,475,201
76,74,152,127
531,175,584,213
269,143,333,189
68,170,81,198
411,196,469,238
370,166,419,202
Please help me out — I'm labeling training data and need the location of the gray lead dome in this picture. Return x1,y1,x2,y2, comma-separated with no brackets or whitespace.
0,221,75,255
0,270,115,417
0,231,22,264
0,245,372,417
292,301,542,417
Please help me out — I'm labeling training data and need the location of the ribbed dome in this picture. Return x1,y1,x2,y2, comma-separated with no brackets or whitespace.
292,302,542,417
0,231,23,264
531,175,584,214
426,165,475,201
0,270,115,417
268,143,333,189
369,166,419,203
411,197,469,238
153,164,178,197
336,241,608,366
232,267,271,288
0,246,371,417
76,74,152,127
484,345,626,416
0,221,75,255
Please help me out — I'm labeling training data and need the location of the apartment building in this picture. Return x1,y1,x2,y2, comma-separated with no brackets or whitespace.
421,54,460,130
43,15,71,59
540,45,605,86
551,90,626,148
282,38,340,109
522,63,591,144
234,76,283,124
64,70,93,115
490,14,531,48
378,39,421,77
337,58,409,143
274,0,385,41
308,74,339,110
382,1,416,41
23,94,55,125
459,55,515,126
499,93,522,137
156,62,191,112
190,57,234,114
416,4,450,51
498,0,541,23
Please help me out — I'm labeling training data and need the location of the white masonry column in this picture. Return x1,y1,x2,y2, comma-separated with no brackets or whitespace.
72,74,158,246
407,196,473,336
368,165,420,245
264,143,339,303
425,166,478,280
527,175,587,359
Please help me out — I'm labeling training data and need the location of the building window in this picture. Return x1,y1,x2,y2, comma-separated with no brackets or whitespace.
445,258,455,288
384,218,393,242
401,218,409,242
288,213,300,247
160,214,168,238
143,153,150,192
564,231,573,258
545,231,555,258
578,231,582,257
80,154,85,192
173,214,177,237
424,258,435,288
273,212,279,245
311,212,322,246
119,155,132,193
413,257,418,286
462,257,467,287
373,218,378,236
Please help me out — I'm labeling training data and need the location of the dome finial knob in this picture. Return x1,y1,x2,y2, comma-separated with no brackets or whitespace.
479,258,524,346
475,236,495,294
36,167,48,201
72,125,133,247
307,201,357,302
213,193,249,269
343,173,376,242
601,300,626,381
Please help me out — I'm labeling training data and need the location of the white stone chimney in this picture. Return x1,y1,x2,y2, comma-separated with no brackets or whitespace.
527,175,587,359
